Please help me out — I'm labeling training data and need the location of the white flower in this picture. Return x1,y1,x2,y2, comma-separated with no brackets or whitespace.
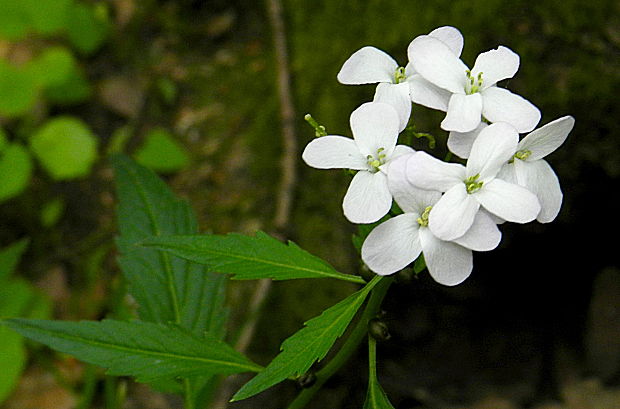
497,116,575,223
302,102,413,224
407,35,541,133
406,122,541,241
337,26,464,132
361,154,501,286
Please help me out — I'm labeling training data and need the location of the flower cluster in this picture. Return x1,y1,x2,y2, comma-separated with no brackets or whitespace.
302,26,574,286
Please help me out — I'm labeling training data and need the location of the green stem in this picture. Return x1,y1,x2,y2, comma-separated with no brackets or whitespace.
287,276,394,409
184,379,195,409
368,335,377,383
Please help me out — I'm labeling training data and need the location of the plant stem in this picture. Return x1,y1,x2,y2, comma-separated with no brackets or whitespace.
368,335,377,383
286,276,394,409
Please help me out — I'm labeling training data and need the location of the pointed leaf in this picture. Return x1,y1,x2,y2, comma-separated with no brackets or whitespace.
232,282,375,401
2,319,261,382
364,378,395,409
113,154,227,337
142,232,365,284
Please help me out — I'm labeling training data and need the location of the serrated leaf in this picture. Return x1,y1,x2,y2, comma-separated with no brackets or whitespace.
113,154,227,338
0,143,33,202
0,238,29,280
231,283,374,401
364,376,395,409
30,117,98,180
2,319,261,382
142,232,365,284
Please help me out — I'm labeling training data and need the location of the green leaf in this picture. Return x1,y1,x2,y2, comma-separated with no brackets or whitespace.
1,319,261,382
0,61,38,117
231,282,375,401
0,238,29,280
0,143,33,202
0,326,25,403
23,0,72,35
66,3,109,54
27,46,76,88
0,0,29,40
142,232,366,284
44,64,92,105
0,128,7,153
363,374,395,409
30,116,98,180
134,128,191,173
40,198,65,228
113,154,228,337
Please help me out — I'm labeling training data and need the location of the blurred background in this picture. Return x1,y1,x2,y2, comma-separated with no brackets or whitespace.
0,0,619,408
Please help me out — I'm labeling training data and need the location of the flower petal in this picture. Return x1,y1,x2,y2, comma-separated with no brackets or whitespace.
475,178,540,223
481,87,541,133
514,159,563,223
408,35,468,94
406,151,465,191
343,170,392,223
428,26,464,56
361,213,422,275
496,162,517,184
428,184,480,241
466,122,518,181
441,93,483,132
409,74,451,111
302,135,367,170
447,122,488,159
518,116,575,161
472,46,520,88
419,228,472,286
453,210,502,251
350,102,400,156
374,82,412,132
387,154,441,214
337,46,398,84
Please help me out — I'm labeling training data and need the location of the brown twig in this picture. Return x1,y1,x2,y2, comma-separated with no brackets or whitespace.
210,0,298,406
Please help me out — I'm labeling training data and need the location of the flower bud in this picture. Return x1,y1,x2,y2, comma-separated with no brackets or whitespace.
368,318,391,342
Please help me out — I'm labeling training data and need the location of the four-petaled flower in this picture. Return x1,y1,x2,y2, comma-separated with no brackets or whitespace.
302,102,413,224
361,154,501,286
406,122,541,241
408,35,541,133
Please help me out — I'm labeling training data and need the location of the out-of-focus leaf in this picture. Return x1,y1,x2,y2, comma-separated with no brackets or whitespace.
0,0,29,40
134,128,191,173
0,61,38,117
22,0,73,34
44,64,92,105
0,326,25,403
66,3,110,54
40,198,65,228
0,238,29,280
27,46,76,88
30,116,98,180
2,319,261,382
0,128,7,153
0,144,33,202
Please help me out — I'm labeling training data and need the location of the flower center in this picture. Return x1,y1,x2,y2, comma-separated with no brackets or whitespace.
393,66,407,84
366,148,387,172
465,70,484,94
417,206,432,227
464,174,483,194
514,149,532,160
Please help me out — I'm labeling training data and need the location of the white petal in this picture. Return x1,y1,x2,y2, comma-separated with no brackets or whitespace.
361,214,422,275
447,122,488,159
391,144,415,159
514,159,563,223
407,35,468,94
441,93,483,132
518,116,575,161
350,102,399,156
373,82,412,132
387,154,441,214
302,135,367,170
466,122,518,181
481,87,541,133
428,26,464,56
428,184,480,241
475,178,540,223
472,46,520,88
343,170,392,224
408,74,451,111
453,210,502,251
337,46,398,85
406,151,465,192
419,228,472,286
496,162,517,184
